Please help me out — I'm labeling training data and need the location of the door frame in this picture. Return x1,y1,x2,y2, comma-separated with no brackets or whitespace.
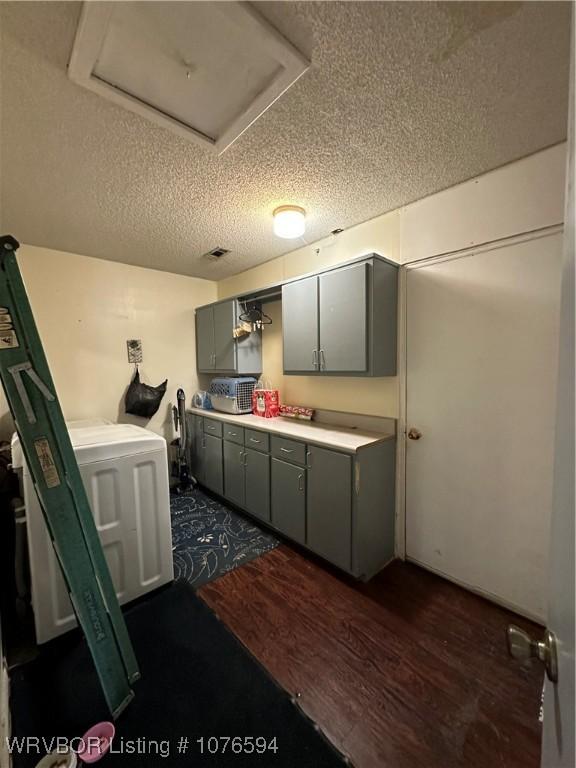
395,223,564,564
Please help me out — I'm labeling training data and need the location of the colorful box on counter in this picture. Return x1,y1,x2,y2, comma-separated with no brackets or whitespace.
252,388,280,418
279,404,315,421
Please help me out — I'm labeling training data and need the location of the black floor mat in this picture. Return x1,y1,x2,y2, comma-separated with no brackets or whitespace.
9,583,347,767
171,488,278,589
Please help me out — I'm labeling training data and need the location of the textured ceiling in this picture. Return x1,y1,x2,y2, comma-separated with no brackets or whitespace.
0,1,571,279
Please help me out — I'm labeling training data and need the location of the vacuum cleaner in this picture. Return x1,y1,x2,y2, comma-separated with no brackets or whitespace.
171,388,195,493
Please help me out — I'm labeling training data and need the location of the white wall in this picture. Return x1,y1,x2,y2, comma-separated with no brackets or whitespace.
400,143,566,262
0,245,217,442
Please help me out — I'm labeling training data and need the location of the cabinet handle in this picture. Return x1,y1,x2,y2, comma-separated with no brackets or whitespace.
312,349,318,368
298,473,304,491
249,437,261,444
228,431,237,436
240,450,246,465
280,447,294,454
306,450,312,469
207,425,216,431
319,349,326,370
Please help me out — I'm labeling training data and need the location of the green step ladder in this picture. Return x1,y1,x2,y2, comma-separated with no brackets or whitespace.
0,235,139,717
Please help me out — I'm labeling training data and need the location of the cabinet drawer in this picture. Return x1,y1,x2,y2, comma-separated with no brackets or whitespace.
223,423,244,445
203,417,223,437
245,429,270,453
270,435,306,466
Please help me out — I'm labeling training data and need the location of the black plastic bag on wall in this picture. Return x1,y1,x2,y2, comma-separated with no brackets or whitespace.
125,368,167,418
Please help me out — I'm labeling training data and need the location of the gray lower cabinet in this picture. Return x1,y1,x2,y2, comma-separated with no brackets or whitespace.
223,439,245,507
203,434,223,495
223,439,271,523
271,458,306,544
306,446,352,571
188,412,396,581
244,448,270,522
187,414,205,484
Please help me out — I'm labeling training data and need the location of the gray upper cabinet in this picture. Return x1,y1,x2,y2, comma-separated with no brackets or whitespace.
196,306,215,371
213,301,236,371
319,262,368,373
306,446,352,571
282,276,318,372
282,255,397,376
196,299,262,375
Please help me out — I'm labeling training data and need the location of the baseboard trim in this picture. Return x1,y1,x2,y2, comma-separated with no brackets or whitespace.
406,557,546,625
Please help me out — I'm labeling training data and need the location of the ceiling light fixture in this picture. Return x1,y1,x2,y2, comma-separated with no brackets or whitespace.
273,205,306,239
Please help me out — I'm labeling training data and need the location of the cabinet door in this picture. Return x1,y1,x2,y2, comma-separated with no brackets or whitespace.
245,448,270,522
306,446,352,571
282,276,319,372
196,306,215,371
188,416,205,483
214,300,236,372
319,262,368,373
271,458,306,544
203,434,223,495
223,440,245,507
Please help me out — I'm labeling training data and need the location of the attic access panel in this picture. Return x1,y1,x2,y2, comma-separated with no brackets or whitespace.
68,2,309,155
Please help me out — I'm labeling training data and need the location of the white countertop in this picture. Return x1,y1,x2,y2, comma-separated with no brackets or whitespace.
187,407,395,453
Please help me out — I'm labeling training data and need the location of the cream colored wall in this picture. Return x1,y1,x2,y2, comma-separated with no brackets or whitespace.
259,301,399,417
218,209,402,418
0,245,217,442
217,143,566,420
3,147,563,437
217,208,401,298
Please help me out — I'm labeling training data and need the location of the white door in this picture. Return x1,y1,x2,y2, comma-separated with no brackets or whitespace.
540,21,574,765
405,231,563,621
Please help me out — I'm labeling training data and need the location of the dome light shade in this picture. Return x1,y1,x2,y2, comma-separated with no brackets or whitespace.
273,205,306,239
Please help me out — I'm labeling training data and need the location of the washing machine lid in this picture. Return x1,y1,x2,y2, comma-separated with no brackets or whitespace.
12,421,166,469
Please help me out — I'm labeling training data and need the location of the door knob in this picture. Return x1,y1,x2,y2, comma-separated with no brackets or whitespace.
408,428,422,440
507,625,558,683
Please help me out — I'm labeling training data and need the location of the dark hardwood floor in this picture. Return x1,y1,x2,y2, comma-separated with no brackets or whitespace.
199,545,544,768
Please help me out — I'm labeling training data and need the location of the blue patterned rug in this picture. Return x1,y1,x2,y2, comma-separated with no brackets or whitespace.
170,488,279,589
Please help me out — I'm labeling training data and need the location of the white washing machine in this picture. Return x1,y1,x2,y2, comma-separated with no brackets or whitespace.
12,420,174,643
